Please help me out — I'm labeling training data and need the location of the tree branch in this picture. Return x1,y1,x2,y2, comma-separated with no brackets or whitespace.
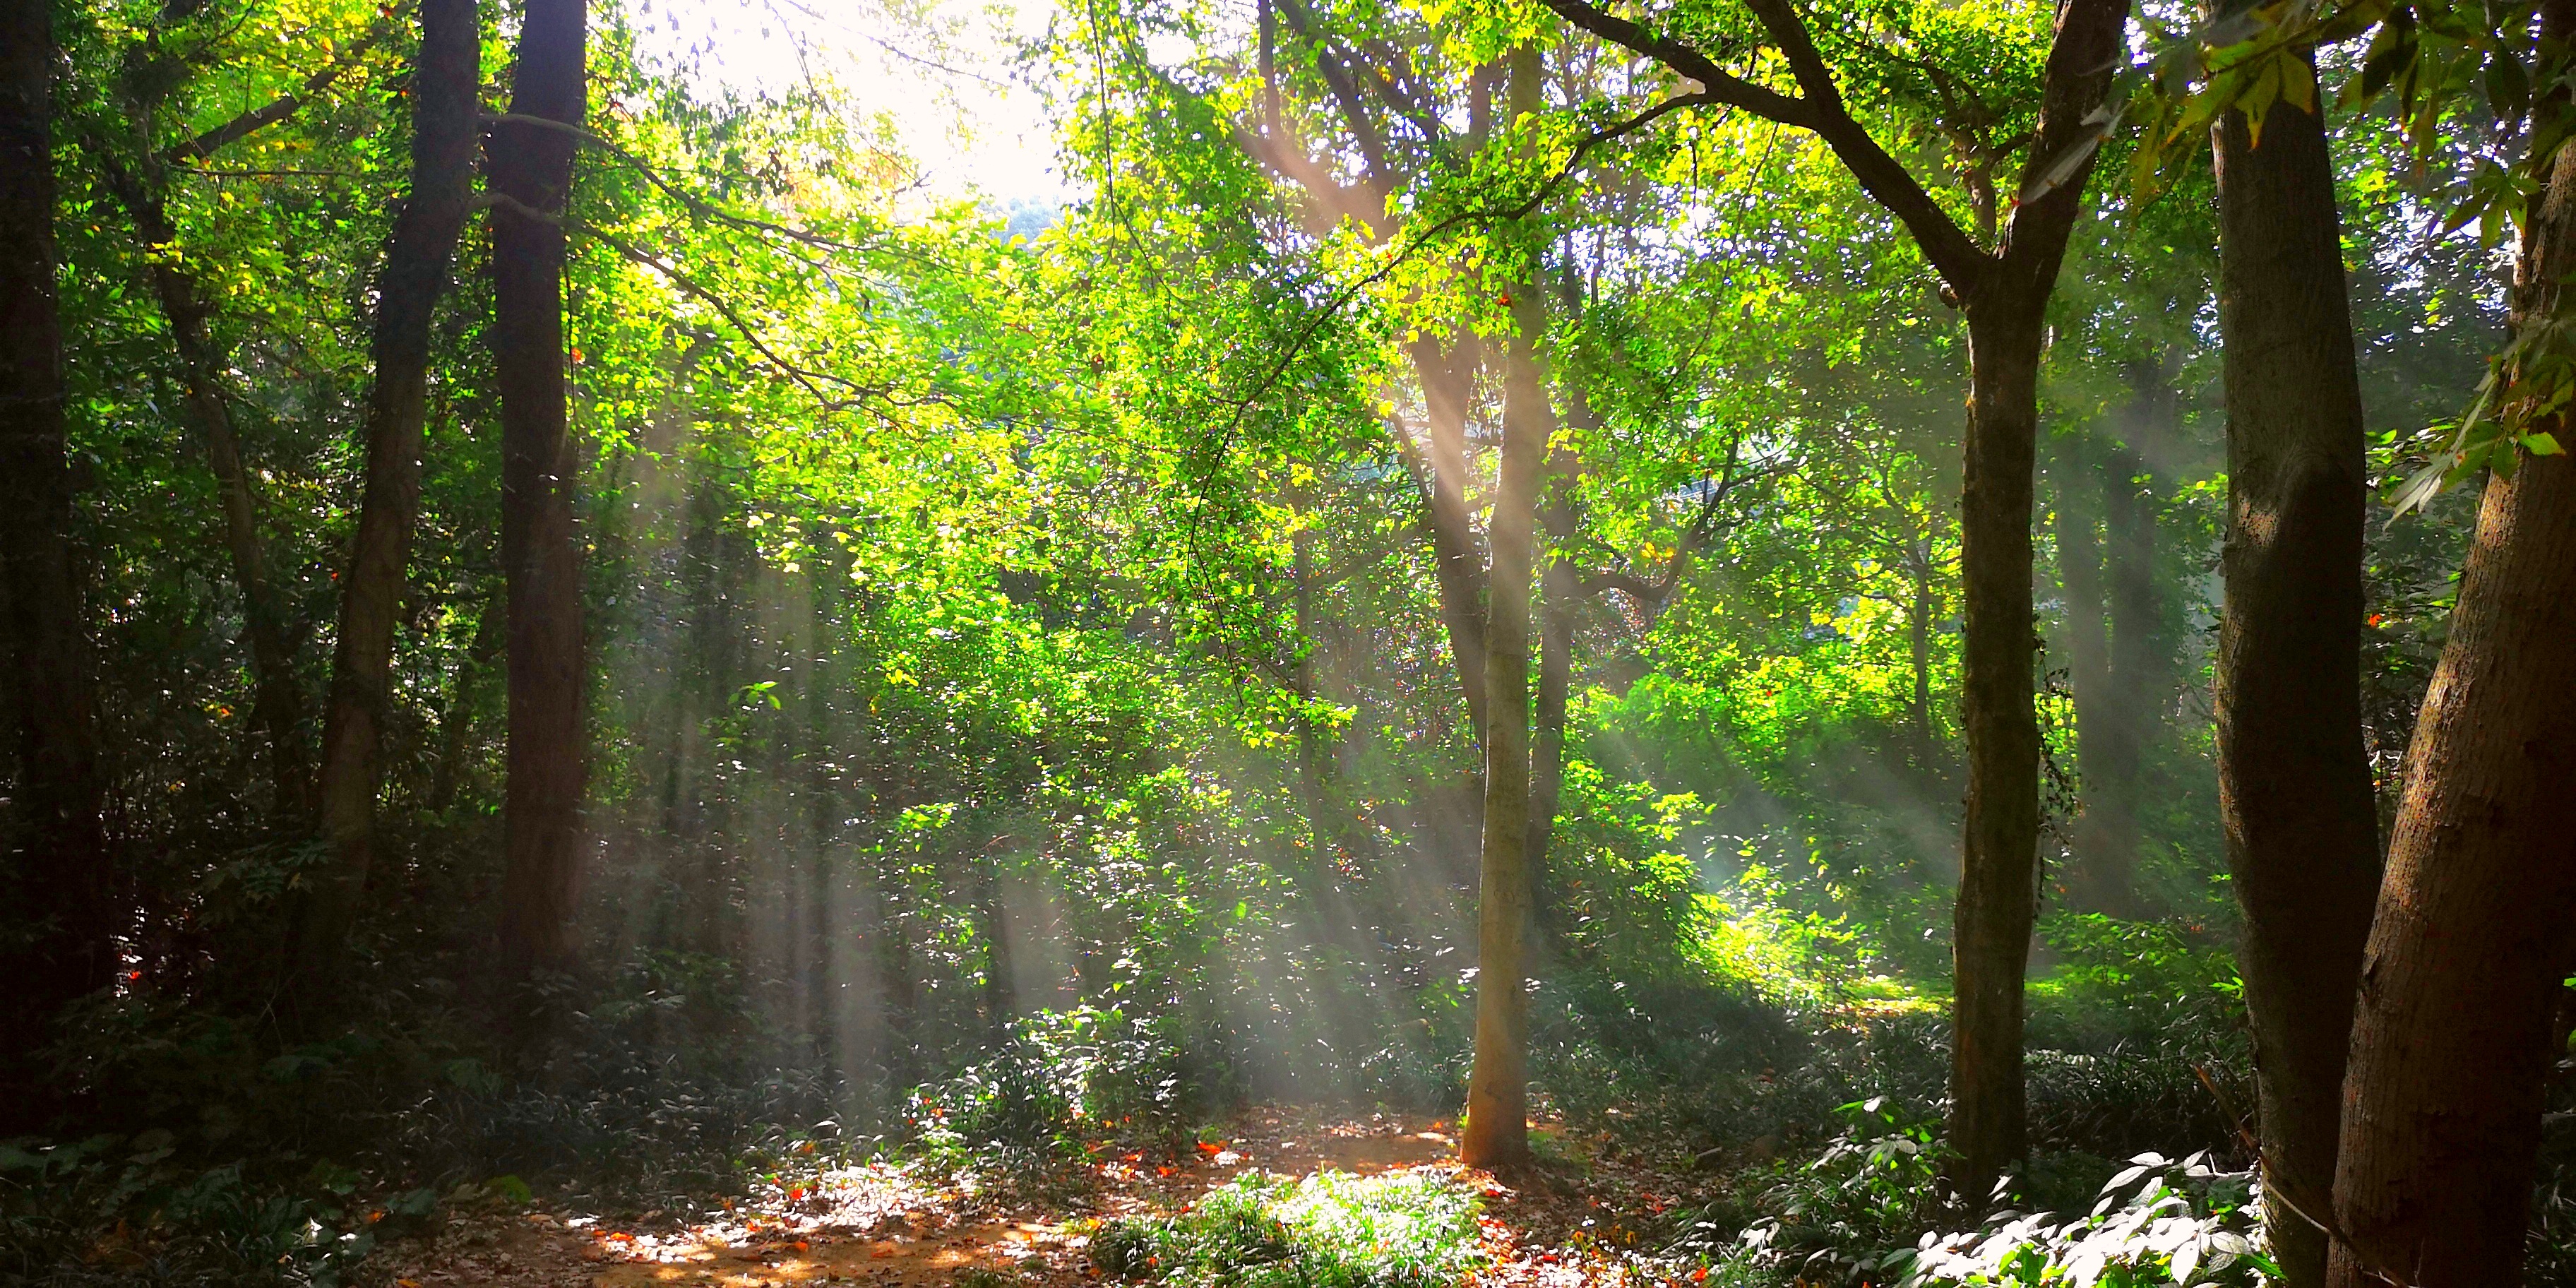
486,192,888,415
164,8,403,165
1537,0,1989,292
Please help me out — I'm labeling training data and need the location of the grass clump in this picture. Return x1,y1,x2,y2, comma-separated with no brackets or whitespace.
1092,1169,1482,1288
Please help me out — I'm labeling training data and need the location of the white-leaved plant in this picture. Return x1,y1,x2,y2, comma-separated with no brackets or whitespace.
1897,1151,2276,1287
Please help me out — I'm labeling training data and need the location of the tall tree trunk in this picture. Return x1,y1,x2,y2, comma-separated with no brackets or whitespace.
1534,0,2133,1210
0,0,113,1132
1525,441,1577,950
2051,438,2113,905
2082,384,2164,915
490,0,588,986
1462,54,1547,1162
1402,335,1490,739
1908,537,1938,764
428,584,504,815
1945,298,2049,1206
89,170,311,813
302,0,480,970
804,562,840,1066
2054,433,2149,917
2325,46,2576,1283
2210,59,2382,1288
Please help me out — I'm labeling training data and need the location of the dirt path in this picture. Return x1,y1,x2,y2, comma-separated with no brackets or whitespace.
368,1110,1705,1288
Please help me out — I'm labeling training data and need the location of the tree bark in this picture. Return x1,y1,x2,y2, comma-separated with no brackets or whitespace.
490,0,588,986
2325,57,2576,1286
1525,426,1578,948
1462,53,1548,1162
1402,335,1491,739
0,0,113,1131
1946,298,2049,1206
2210,64,2383,1288
303,0,481,969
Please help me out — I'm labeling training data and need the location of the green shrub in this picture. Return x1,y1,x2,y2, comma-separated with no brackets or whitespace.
1092,1169,1482,1288
1897,1151,2272,1287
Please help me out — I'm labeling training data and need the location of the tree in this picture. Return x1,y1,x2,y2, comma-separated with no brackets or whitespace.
1535,0,2131,1198
2326,16,2576,1277
0,0,113,1130
82,38,365,816
302,0,482,980
1459,48,1552,1171
2206,40,2383,1288
490,0,588,986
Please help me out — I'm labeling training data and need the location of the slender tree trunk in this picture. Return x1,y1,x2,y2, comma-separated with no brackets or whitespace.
2325,52,2576,1284
303,0,480,968
429,585,504,815
977,859,1018,1037
0,0,113,1132
97,186,311,812
2051,437,2113,898
1945,299,2049,1205
2084,402,2161,914
1525,444,1577,949
1462,73,1548,1162
1402,335,1490,739
2053,435,2148,917
490,0,588,985
1909,541,1937,763
2210,62,2383,1288
805,562,840,1066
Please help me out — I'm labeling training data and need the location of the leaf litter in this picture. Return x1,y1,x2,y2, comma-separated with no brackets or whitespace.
364,1108,1722,1288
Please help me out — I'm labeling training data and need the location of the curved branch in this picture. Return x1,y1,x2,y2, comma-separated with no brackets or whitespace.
1539,0,1988,292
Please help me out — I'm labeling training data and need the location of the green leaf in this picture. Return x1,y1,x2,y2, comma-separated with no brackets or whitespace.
2488,47,2533,124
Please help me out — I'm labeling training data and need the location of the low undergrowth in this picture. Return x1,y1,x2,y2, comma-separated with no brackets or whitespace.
1091,1169,1485,1288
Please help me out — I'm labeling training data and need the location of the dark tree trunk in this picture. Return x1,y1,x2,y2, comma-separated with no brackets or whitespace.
428,585,504,815
0,0,113,1131
2210,63,2383,1288
1908,539,1938,763
304,0,481,969
1946,298,2049,1205
490,0,588,986
1941,0,2135,1207
1461,96,1547,1163
2325,52,2576,1284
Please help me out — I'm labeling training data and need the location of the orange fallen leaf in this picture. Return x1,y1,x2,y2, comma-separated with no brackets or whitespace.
1195,1141,1225,1155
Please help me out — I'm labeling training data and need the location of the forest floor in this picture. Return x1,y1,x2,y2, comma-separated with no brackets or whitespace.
364,1107,1716,1288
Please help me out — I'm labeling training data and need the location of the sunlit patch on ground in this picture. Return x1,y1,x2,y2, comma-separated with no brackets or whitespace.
369,1109,1717,1287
